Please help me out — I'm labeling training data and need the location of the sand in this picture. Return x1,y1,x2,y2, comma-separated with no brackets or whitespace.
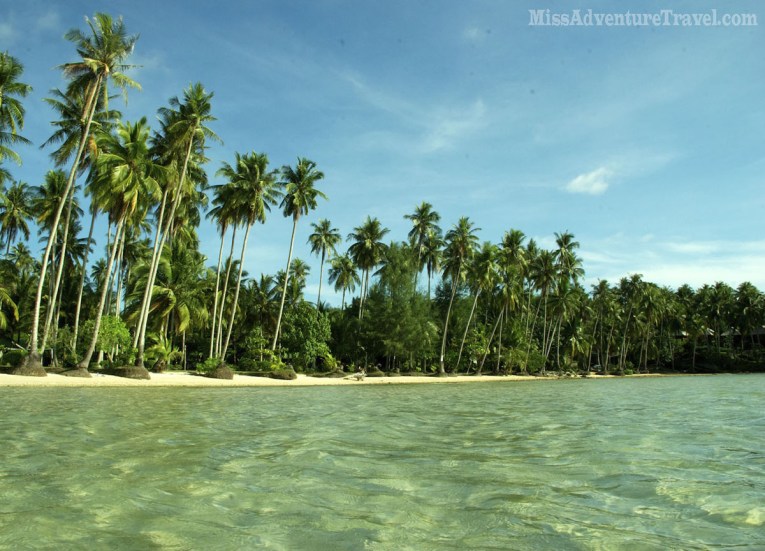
0,371,551,388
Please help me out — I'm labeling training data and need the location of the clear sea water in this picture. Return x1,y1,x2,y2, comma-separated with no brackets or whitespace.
1,374,764,550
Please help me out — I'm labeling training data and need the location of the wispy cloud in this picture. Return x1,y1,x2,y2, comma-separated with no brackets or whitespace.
566,167,611,195
35,10,60,32
0,21,18,44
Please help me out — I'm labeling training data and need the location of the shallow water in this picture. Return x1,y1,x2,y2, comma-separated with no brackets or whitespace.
1,374,764,550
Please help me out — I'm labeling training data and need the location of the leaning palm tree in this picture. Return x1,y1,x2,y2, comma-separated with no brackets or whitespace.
134,83,218,369
346,216,389,319
456,241,498,372
328,253,360,309
307,218,340,313
206,180,238,359
271,158,326,351
0,52,32,173
438,217,479,374
219,151,281,362
20,14,139,376
77,118,161,374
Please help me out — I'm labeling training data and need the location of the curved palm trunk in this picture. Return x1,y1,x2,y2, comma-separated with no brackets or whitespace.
272,218,298,351
209,227,226,358
78,218,125,369
22,77,101,373
216,226,237,357
495,306,505,373
439,271,460,375
72,208,97,353
133,188,168,349
456,290,481,372
40,186,77,355
222,223,253,361
136,133,196,368
478,309,503,375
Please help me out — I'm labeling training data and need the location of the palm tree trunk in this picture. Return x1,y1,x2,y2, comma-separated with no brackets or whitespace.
24,76,101,372
316,249,325,314
136,133,196,367
133,188,168,348
478,309,502,374
78,217,125,369
496,305,505,373
209,227,226,358
113,231,126,317
272,218,298,351
456,290,481,372
72,208,97,353
439,273,459,375
223,222,253,361
216,226,237,357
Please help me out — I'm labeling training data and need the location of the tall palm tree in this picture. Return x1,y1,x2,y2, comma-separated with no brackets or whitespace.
206,180,238,358
21,13,139,376
328,253,360,309
347,216,389,319
421,229,444,300
77,118,161,372
308,218,340,312
404,201,441,289
272,158,326,351
0,181,33,256
219,151,280,362
439,217,479,374
134,83,218,368
456,241,497,371
527,249,557,373
0,52,32,173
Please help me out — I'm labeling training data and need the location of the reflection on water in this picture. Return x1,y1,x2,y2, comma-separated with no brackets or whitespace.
1,375,764,549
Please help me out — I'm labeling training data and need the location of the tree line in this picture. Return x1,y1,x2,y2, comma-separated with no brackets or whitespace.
1,14,763,379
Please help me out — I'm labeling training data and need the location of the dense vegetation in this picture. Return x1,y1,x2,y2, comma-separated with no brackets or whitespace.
1,14,763,379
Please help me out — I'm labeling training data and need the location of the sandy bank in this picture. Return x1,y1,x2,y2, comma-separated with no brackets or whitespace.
0,371,574,388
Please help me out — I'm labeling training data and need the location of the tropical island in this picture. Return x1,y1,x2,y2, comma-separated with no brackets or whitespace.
1,14,763,385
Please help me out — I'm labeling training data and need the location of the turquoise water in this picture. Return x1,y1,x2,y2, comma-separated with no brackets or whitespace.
1,375,764,550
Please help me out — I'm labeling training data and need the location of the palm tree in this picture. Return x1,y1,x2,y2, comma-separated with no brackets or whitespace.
347,216,389,319
21,13,139,376
77,118,161,372
134,83,218,369
439,217,480,374
308,218,340,313
0,52,32,173
526,249,557,373
206,180,238,359
0,181,33,256
404,202,441,289
271,158,326,351
421,229,444,300
328,253,360,309
219,151,280,362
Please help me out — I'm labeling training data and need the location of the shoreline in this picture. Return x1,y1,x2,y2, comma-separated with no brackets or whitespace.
0,371,675,388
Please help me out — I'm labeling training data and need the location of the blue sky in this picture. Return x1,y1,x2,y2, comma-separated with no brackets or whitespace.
2,0,764,303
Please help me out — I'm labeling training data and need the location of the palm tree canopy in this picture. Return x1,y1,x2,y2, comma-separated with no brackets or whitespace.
308,218,341,258
0,51,33,166
217,151,281,227
347,216,390,272
280,158,326,222
442,216,480,282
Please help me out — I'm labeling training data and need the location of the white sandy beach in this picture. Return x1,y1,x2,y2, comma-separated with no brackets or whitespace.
0,371,554,388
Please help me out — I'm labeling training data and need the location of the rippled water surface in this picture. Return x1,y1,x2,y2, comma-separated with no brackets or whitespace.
1,375,764,549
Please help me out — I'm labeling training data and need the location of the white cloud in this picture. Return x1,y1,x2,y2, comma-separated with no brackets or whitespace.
566,167,611,195
421,99,487,153
462,26,488,43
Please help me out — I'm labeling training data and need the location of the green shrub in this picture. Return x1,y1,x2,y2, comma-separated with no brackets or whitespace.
196,357,223,374
1,348,27,368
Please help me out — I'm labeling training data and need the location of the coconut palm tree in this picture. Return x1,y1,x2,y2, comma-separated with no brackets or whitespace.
218,151,280,362
0,181,33,256
404,201,441,289
328,253,360,309
456,241,497,372
77,118,161,373
308,218,340,313
421,229,444,300
206,180,239,358
21,13,139,376
439,217,480,374
347,216,389,319
271,158,326,351
134,83,218,369
0,52,32,173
